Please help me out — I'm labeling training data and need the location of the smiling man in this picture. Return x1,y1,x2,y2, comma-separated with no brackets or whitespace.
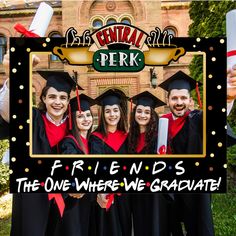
160,70,203,155
159,70,214,236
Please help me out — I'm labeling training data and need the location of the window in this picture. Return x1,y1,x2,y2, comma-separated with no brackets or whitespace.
92,19,103,29
121,18,131,25
0,35,6,64
106,18,117,25
48,32,61,61
164,26,177,37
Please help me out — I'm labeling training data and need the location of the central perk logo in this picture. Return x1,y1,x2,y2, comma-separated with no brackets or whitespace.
52,23,186,72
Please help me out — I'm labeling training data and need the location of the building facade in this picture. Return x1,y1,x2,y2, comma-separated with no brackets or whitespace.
0,0,192,115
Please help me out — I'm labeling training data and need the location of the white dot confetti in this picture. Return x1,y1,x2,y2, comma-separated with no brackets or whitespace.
218,142,223,147
46,38,50,42
210,153,214,158
12,68,17,73
211,131,216,135
26,48,31,52
19,85,24,90
220,39,225,44
10,47,15,52
217,85,222,89
196,38,201,42
208,74,213,79
212,57,216,62
11,137,16,142
12,115,17,119
222,108,226,112
11,157,16,162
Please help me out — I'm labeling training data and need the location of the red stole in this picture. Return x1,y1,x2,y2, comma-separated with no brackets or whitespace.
41,114,68,148
93,130,128,152
136,132,146,153
162,111,190,153
41,114,68,217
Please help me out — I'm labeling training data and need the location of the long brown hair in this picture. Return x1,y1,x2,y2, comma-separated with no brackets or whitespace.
128,106,159,154
95,104,127,137
70,111,93,154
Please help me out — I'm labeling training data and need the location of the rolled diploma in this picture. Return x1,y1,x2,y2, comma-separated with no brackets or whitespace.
29,2,53,37
157,118,169,154
226,9,236,87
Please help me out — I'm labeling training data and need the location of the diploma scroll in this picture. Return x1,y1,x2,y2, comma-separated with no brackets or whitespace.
29,2,53,37
157,118,169,154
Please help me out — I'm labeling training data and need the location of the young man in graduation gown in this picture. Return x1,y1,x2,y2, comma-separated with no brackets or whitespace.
159,71,215,236
11,71,80,236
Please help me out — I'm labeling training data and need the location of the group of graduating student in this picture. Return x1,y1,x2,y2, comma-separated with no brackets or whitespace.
0,52,216,236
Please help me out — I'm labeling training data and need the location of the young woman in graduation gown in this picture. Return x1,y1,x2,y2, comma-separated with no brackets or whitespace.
89,88,132,236
55,94,96,236
11,71,80,236
128,91,171,236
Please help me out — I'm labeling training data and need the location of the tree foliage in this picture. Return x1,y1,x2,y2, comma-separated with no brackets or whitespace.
0,140,9,194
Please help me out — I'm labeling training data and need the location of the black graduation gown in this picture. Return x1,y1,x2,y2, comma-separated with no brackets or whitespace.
130,134,171,236
55,136,96,236
89,132,132,236
0,114,9,140
11,108,72,236
166,110,215,236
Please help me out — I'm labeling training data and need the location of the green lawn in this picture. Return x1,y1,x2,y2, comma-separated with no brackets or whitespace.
0,193,236,236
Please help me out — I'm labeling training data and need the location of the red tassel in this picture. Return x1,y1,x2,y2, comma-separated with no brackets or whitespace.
68,104,72,130
76,86,81,113
14,23,39,38
105,193,122,211
195,82,202,109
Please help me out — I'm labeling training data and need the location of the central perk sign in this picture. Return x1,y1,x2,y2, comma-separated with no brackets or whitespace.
52,23,186,71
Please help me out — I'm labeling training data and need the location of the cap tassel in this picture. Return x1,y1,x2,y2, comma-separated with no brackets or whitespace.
68,104,72,130
195,82,202,109
129,98,133,122
76,85,81,113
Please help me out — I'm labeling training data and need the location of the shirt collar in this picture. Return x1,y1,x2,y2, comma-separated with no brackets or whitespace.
45,112,67,126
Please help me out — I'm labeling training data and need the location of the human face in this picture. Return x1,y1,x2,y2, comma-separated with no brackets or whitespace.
167,89,192,118
135,105,151,128
76,110,93,132
42,87,69,122
104,104,121,130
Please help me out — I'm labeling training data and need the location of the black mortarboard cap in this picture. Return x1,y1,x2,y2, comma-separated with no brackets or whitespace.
37,70,83,94
95,88,127,106
158,71,202,92
129,91,166,109
70,94,95,112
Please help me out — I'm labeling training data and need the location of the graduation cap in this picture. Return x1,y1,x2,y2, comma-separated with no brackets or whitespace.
70,94,95,112
95,88,128,106
129,91,166,109
37,70,83,94
159,71,202,92
159,70,202,108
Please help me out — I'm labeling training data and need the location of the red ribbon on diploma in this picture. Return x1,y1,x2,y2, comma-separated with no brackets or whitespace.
106,193,122,211
227,50,236,57
14,23,40,38
48,194,65,217
158,145,167,154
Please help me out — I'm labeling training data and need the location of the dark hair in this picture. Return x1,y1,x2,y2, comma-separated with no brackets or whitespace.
95,104,127,137
70,111,93,154
37,86,70,112
128,106,159,154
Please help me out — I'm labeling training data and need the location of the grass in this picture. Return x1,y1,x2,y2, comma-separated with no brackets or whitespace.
0,192,236,236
